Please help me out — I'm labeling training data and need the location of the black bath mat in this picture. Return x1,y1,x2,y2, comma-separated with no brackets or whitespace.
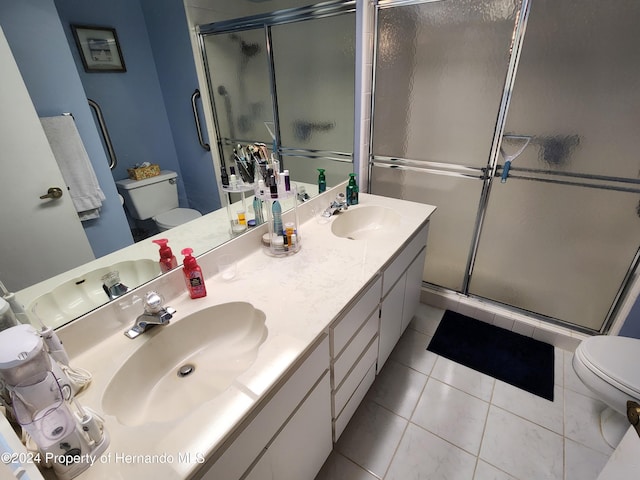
427,310,554,401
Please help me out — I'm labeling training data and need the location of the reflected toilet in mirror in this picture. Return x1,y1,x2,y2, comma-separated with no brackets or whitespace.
116,170,202,236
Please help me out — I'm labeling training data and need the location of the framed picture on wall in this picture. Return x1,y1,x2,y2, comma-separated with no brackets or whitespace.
71,25,126,73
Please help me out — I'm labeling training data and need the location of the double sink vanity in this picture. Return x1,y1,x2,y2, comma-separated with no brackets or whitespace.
55,184,436,480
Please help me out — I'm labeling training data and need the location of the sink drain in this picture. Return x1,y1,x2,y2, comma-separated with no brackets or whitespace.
177,364,195,377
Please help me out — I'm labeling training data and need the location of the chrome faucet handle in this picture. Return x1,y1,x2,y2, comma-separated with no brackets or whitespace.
143,291,165,314
124,291,175,339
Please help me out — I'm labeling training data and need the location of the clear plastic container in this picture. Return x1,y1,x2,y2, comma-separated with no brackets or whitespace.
258,185,301,257
223,182,254,236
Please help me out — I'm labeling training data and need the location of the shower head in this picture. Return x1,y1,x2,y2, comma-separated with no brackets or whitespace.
217,85,228,96
228,33,261,58
240,41,261,58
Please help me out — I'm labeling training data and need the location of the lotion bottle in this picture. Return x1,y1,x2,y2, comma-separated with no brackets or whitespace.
152,238,178,273
318,168,326,193
181,248,207,298
346,173,359,205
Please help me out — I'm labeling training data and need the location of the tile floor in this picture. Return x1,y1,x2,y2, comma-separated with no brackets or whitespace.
315,304,614,480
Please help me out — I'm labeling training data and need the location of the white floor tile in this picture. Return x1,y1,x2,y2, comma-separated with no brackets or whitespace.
315,451,379,480
491,380,564,435
473,460,517,480
390,328,438,375
335,399,407,478
366,359,427,419
430,356,495,402
555,348,564,387
385,423,477,480
564,438,610,480
564,389,614,456
412,378,489,455
409,303,444,336
480,406,563,480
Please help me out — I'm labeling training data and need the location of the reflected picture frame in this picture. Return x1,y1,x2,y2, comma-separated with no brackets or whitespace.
71,25,126,73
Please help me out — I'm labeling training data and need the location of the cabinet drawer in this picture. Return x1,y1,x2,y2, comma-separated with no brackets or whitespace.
333,336,378,417
382,222,429,298
333,309,378,389
202,335,329,480
333,362,376,441
331,275,382,356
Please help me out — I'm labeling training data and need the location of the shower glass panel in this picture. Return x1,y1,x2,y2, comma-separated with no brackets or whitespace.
372,0,521,167
499,0,640,180
470,0,640,331
270,13,355,177
203,30,274,144
371,165,484,291
469,180,640,330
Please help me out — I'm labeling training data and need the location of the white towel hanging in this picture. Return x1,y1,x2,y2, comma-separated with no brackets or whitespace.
40,115,106,220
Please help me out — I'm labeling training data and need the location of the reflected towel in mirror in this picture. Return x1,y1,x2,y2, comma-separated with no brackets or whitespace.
40,115,105,220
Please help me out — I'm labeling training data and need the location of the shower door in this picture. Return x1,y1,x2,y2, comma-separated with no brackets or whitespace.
371,0,524,291
370,0,640,332
468,0,640,331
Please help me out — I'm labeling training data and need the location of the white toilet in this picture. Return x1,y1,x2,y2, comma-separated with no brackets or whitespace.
115,170,201,232
572,335,640,447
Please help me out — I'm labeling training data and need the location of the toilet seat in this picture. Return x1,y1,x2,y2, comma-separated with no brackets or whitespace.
575,336,640,400
153,208,201,230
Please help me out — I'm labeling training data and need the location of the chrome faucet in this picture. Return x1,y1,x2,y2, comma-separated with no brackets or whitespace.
102,271,128,300
322,193,349,217
125,291,176,339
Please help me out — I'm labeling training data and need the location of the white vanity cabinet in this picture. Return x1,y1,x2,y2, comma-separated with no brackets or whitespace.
329,221,430,440
378,223,429,373
198,335,331,480
330,276,382,441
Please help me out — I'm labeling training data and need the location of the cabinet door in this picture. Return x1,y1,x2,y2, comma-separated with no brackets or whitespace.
378,276,405,373
402,248,427,333
245,373,332,480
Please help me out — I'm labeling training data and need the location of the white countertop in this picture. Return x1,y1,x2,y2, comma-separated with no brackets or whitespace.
16,183,317,329
54,186,436,479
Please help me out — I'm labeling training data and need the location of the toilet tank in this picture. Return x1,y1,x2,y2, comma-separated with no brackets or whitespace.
115,170,179,220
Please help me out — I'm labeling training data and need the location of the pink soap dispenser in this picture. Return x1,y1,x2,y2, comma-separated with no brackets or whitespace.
181,248,207,299
152,238,178,273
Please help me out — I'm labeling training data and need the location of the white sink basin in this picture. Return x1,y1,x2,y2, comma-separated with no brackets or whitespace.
102,302,268,426
331,206,401,240
28,260,161,324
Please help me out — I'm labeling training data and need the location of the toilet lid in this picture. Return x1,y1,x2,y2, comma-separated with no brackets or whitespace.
153,208,201,228
578,336,640,396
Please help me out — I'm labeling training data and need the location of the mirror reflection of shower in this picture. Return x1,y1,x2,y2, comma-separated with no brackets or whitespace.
230,33,263,136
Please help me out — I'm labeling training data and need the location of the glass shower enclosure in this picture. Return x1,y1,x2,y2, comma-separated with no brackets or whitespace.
370,0,640,333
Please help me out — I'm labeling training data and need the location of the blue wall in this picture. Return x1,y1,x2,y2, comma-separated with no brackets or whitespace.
140,0,221,215
54,0,221,215
619,293,640,339
0,0,133,257
54,0,189,207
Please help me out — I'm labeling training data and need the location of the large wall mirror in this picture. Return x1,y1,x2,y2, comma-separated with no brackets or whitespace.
0,0,355,329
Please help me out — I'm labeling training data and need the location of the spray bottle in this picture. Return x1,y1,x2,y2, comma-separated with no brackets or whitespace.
152,238,178,273
181,248,207,299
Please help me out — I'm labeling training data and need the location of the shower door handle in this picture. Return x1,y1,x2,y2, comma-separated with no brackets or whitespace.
191,89,211,151
39,187,63,200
